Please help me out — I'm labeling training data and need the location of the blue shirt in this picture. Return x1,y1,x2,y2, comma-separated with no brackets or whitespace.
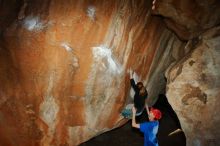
140,121,159,146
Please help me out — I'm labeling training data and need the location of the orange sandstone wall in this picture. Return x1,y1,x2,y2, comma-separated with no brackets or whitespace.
0,0,183,146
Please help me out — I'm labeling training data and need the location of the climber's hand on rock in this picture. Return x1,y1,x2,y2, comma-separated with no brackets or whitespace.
129,69,133,79
152,0,156,10
132,106,136,115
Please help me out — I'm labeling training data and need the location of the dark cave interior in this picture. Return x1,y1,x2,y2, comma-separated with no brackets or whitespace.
80,94,186,146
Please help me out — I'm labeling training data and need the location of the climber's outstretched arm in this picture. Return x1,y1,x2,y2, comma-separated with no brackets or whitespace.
132,106,140,129
129,69,139,92
145,103,150,116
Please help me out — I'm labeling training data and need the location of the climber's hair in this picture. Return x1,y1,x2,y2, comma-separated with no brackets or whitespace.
136,82,148,96
139,86,148,96
137,82,144,89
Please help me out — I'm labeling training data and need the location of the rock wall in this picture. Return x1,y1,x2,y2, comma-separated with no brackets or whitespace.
2,0,218,146
0,0,23,33
166,27,220,146
152,0,220,40
151,0,220,145
0,0,184,146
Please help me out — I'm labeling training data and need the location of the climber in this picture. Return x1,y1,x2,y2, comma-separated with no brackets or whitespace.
129,69,148,122
132,106,162,146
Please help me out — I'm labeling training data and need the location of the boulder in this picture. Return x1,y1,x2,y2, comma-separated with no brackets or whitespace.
166,27,220,146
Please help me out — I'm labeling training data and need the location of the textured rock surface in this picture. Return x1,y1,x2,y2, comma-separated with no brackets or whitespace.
0,0,184,146
145,32,186,104
0,0,23,33
152,0,220,40
166,27,220,146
